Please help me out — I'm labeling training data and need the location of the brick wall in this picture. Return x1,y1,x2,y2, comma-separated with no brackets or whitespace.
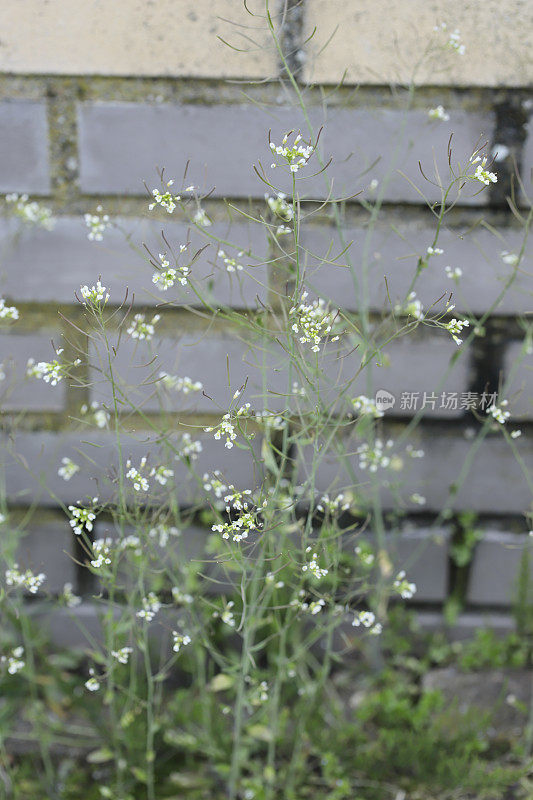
0,0,532,644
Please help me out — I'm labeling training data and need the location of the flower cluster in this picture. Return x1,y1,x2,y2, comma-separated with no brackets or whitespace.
148,180,181,214
302,547,328,580
265,192,294,221
470,154,497,185
427,246,443,256
81,401,110,428
218,249,244,273
172,586,193,605
213,600,236,627
63,582,81,608
445,265,462,280
316,493,350,514
152,252,190,290
172,632,192,653
0,298,19,321
248,679,269,706
151,465,174,486
501,251,519,267
193,207,211,227
90,538,112,569
84,207,110,241
1,646,25,675
137,592,161,622
177,432,203,460
68,499,98,536
212,489,265,543
205,403,251,449
487,400,510,424
290,293,339,353
58,457,80,481
351,610,382,635
428,106,450,122
27,349,79,385
445,316,470,346
355,545,375,567
149,522,180,547
126,457,150,492
80,280,109,306
393,570,417,599
6,193,54,229
395,291,424,320
112,647,133,664
126,313,160,341
357,439,394,472
159,372,203,394
203,470,228,499
352,395,384,418
434,23,465,55
5,565,46,594
85,668,100,692
291,592,326,615
270,131,315,173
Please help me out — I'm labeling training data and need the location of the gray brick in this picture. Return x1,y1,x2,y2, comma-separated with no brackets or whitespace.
0,333,66,411
89,332,288,414
11,521,76,594
0,101,50,193
467,531,532,607
300,219,533,316
78,102,492,204
357,526,450,602
296,426,533,514
2,428,264,507
315,329,469,419
0,216,268,308
503,341,533,419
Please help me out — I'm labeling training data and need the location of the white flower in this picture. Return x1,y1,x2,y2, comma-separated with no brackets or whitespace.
302,548,328,580
355,546,375,567
150,465,174,486
427,246,444,256
68,499,98,536
63,582,81,607
410,493,426,506
80,280,109,306
85,668,100,691
126,457,149,492
26,348,79,386
5,564,46,594
393,570,416,599
445,265,462,280
205,404,251,449
193,207,211,227
289,293,339,353
172,632,191,653
176,432,203,460
0,298,19,321
265,192,294,221
316,493,350,514
159,372,203,393
511,430,522,439
84,207,110,241
501,251,519,266
90,538,112,569
1,646,25,675
149,522,180,547
81,401,110,429
126,313,160,341
445,317,470,346
148,181,181,214
171,587,193,605
470,154,497,185
111,647,133,664
352,610,382,635
152,252,190,290
395,291,423,320
269,131,315,173
487,399,510,424
428,106,450,122
58,457,80,481
6,193,54,229
218,249,244,273
357,439,394,472
352,395,384,418
136,592,161,622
